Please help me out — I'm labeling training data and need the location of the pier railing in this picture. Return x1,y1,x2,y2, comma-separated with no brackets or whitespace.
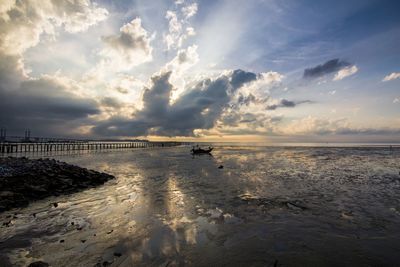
0,141,182,154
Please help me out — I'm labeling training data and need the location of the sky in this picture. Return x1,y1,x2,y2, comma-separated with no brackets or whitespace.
0,0,399,142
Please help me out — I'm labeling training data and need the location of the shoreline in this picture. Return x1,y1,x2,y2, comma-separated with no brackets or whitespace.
0,157,114,213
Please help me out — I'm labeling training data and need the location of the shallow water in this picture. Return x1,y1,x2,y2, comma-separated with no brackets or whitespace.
1,146,400,266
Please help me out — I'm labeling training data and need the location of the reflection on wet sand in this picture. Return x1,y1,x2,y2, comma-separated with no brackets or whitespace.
1,146,400,266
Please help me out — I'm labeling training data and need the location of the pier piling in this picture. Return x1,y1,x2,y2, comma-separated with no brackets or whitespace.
0,141,182,154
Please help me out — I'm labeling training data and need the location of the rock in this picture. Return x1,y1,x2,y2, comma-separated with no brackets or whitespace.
286,201,308,211
107,230,113,234
286,202,302,210
0,157,115,213
28,261,49,267
0,191,14,197
2,220,11,227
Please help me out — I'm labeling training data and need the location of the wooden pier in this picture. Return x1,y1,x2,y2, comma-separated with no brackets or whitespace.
0,141,182,154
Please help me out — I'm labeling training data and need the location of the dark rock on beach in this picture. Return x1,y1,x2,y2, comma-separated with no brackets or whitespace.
0,157,114,212
28,261,49,267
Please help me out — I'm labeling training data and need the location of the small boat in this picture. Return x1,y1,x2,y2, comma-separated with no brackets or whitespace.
191,147,213,154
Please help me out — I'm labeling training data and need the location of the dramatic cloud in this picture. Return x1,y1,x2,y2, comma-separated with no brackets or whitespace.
92,69,262,137
303,59,351,79
0,0,108,55
333,65,358,81
0,1,108,137
0,71,100,137
100,18,153,71
382,72,400,82
213,70,286,134
1,1,398,142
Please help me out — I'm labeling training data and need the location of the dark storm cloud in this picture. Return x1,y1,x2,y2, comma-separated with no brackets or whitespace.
92,69,259,137
237,93,268,106
303,59,351,79
230,69,257,89
0,54,100,137
266,99,312,110
238,93,257,106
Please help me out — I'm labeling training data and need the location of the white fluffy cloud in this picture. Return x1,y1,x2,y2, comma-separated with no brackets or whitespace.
333,65,358,81
0,0,108,55
186,27,196,36
165,45,199,73
164,11,182,50
382,72,400,82
238,71,284,99
182,3,198,19
100,18,153,71
163,2,198,50
0,0,110,137
164,45,200,102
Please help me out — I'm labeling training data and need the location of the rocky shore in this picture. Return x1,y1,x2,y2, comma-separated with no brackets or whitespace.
0,157,114,212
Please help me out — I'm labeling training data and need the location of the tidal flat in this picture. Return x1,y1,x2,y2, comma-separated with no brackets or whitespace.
1,145,400,266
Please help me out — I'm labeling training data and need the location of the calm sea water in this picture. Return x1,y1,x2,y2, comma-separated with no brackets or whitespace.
1,145,400,266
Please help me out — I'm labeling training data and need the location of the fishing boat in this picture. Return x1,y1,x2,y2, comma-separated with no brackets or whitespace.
191,147,213,154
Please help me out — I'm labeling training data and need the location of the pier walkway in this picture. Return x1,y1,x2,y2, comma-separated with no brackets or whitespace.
0,141,182,154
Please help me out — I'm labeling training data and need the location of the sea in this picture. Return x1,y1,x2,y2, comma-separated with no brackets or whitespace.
1,143,400,266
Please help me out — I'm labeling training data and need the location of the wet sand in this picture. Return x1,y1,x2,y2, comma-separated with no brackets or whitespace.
1,146,400,266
